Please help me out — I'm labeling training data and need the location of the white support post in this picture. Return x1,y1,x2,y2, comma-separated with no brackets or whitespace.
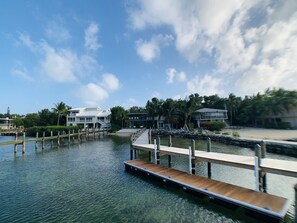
188,145,191,174
254,156,259,192
154,139,157,164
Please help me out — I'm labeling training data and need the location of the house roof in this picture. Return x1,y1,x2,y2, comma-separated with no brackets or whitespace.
70,107,111,117
196,108,227,113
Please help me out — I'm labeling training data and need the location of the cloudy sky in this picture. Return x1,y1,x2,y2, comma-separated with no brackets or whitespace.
1,0,297,114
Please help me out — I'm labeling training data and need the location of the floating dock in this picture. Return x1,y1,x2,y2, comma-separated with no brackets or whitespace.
125,159,289,222
124,130,296,222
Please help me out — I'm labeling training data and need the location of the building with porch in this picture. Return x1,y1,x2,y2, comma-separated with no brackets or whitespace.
0,117,14,130
194,108,228,128
66,107,111,130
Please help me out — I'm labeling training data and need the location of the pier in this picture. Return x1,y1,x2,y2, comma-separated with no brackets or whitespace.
125,129,297,222
0,128,108,154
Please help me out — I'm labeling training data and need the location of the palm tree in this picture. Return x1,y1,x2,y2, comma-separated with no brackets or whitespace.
52,102,70,126
226,93,241,125
178,94,202,131
146,97,163,129
162,98,177,130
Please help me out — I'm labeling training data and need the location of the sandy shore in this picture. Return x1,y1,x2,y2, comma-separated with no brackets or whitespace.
225,127,297,140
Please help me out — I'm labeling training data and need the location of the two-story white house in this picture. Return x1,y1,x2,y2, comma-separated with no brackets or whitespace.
66,107,111,130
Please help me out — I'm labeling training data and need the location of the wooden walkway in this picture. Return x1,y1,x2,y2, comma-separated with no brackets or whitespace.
125,159,289,220
132,143,297,178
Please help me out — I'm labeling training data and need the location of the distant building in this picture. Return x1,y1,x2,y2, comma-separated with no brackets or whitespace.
66,107,111,130
266,106,297,128
194,108,228,127
0,117,14,130
128,112,148,128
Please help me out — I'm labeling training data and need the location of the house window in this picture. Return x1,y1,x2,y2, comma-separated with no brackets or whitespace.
79,118,85,122
86,117,92,122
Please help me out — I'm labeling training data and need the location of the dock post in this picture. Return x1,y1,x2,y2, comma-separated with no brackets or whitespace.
68,130,71,144
42,132,45,149
14,132,18,153
191,140,196,174
168,135,172,167
254,144,261,192
294,184,297,223
58,131,60,146
261,140,267,193
207,137,212,178
157,137,160,165
130,136,134,160
22,132,26,154
51,131,53,147
154,139,157,164
188,145,192,174
35,132,39,150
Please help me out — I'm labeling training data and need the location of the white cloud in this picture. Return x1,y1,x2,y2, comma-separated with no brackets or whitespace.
10,65,34,82
136,34,173,62
101,73,120,91
129,0,297,95
44,18,71,42
41,44,77,83
78,83,109,106
84,22,101,51
187,74,222,96
166,68,186,84
17,33,98,83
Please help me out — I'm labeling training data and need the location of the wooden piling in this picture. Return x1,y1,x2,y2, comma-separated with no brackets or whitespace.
42,132,45,149
22,132,26,154
191,140,196,174
35,132,39,150
130,136,133,160
57,131,60,146
261,140,267,193
168,135,172,167
295,184,297,223
254,144,261,192
156,137,160,165
207,137,212,178
14,132,18,153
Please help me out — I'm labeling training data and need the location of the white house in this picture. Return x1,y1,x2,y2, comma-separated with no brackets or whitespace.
194,108,228,127
66,107,111,130
0,117,14,130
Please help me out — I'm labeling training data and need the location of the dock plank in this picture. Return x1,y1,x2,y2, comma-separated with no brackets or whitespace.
125,159,289,219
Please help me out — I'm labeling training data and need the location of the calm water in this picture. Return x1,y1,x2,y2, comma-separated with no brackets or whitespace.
0,135,295,223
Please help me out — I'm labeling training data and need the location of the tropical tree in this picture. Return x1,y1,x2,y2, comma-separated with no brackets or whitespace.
177,94,202,130
111,106,128,131
146,97,164,129
226,93,241,125
162,98,177,130
52,102,71,126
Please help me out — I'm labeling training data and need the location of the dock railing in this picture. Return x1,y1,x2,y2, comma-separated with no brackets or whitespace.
0,128,108,155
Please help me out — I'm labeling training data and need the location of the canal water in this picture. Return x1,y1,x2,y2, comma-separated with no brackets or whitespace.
0,135,295,223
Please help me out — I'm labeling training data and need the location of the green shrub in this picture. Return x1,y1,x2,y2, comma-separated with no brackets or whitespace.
222,132,230,135
214,130,221,134
232,130,240,137
200,121,226,131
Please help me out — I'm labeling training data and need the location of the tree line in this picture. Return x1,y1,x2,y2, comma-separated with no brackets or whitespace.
1,88,297,131
0,102,70,128
111,88,297,130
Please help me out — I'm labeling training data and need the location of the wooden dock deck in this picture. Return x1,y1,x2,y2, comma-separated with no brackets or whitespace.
125,159,289,221
132,143,297,178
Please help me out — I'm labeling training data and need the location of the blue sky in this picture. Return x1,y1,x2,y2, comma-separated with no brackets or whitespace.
1,0,297,114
